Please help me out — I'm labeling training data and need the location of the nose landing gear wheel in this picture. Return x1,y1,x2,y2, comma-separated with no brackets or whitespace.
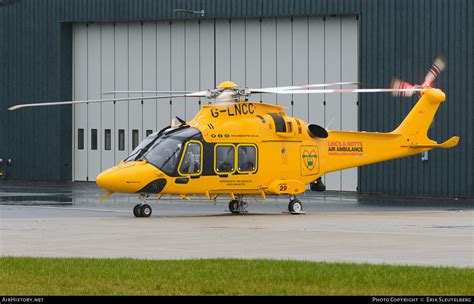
133,204,152,218
229,200,240,214
288,199,304,214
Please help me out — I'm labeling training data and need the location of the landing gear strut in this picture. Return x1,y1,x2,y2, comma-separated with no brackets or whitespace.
228,196,248,214
133,203,152,218
288,195,304,214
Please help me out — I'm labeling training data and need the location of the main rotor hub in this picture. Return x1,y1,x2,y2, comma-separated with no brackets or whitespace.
217,81,239,90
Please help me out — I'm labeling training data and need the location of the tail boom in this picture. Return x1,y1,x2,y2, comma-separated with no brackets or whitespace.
320,88,459,173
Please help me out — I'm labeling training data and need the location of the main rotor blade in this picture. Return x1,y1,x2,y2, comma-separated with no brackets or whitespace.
103,90,195,95
186,91,209,97
8,93,206,111
262,88,428,95
250,81,358,93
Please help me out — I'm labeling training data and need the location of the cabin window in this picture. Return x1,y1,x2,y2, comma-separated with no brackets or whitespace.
179,141,202,176
104,129,111,151
146,129,153,137
91,129,98,150
215,145,235,174
78,128,84,150
237,145,257,173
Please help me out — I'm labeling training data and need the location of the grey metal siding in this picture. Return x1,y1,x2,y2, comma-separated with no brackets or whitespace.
0,0,472,197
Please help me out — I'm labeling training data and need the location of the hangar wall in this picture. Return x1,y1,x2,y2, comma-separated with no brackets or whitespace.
71,17,358,191
0,0,472,197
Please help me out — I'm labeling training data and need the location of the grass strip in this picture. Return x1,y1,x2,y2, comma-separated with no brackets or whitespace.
0,257,472,295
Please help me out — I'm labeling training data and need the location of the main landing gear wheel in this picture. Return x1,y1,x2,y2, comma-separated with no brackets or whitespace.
141,204,152,217
133,204,142,217
288,197,304,214
133,204,152,218
228,198,248,214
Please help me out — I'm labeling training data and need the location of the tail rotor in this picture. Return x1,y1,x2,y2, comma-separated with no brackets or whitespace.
390,56,447,97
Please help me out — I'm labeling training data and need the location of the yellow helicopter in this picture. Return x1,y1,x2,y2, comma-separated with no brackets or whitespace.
9,58,459,217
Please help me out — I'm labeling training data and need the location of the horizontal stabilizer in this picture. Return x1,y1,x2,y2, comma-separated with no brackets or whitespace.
410,136,460,149
435,136,460,149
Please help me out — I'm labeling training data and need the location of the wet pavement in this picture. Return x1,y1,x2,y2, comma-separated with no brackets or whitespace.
0,181,472,218
0,181,473,267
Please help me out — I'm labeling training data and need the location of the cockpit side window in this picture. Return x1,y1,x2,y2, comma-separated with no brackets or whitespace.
215,145,235,174
178,141,202,176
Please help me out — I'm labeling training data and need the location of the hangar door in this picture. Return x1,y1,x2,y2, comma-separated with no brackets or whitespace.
72,16,358,191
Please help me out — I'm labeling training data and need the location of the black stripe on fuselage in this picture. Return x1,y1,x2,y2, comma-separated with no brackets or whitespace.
268,113,287,133
155,129,258,177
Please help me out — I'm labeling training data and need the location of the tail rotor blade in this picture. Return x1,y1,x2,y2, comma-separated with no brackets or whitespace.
390,78,415,97
423,57,447,87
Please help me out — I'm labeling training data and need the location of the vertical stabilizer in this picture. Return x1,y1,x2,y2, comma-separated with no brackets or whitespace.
393,88,445,136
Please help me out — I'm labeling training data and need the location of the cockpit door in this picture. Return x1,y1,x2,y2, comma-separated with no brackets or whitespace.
178,140,203,177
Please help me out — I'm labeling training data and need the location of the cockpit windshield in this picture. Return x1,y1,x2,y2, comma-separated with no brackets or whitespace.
143,138,183,174
124,132,158,162
126,126,201,175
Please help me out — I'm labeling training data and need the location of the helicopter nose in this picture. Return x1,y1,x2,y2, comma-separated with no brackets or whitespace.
96,161,167,193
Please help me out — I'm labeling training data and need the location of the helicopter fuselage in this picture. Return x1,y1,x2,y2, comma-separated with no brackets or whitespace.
96,89,458,198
